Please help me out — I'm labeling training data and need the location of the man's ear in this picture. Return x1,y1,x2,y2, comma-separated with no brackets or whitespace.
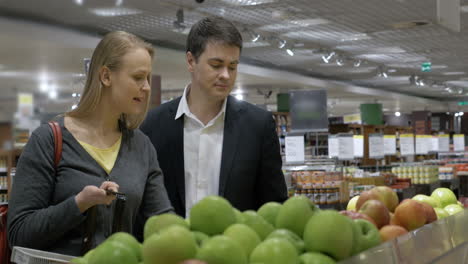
186,51,196,73
100,66,112,87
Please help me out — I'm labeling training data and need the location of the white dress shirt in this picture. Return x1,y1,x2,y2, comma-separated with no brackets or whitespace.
175,85,227,217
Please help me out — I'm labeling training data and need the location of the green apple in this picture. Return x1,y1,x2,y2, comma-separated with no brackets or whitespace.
144,213,189,240
192,231,210,247
265,229,305,254
196,235,248,264
444,204,464,215
434,208,449,219
431,188,457,208
347,196,360,211
233,208,244,223
142,225,197,264
412,194,441,208
89,240,138,264
258,202,282,227
190,196,236,236
351,219,381,254
241,210,274,240
107,232,142,261
303,210,354,261
299,252,336,264
250,238,298,264
276,196,318,237
70,258,87,264
223,224,261,257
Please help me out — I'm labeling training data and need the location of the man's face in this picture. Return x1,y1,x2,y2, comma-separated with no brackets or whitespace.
187,41,240,102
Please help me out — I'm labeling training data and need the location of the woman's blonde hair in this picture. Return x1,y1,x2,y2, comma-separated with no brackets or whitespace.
68,31,154,130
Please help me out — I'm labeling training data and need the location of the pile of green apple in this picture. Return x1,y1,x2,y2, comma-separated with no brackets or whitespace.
345,186,465,243
71,195,387,264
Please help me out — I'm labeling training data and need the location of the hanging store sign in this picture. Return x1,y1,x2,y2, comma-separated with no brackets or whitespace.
369,134,384,159
454,134,465,152
338,134,354,160
400,134,415,156
289,90,328,132
439,134,450,152
431,136,439,152
416,135,430,155
421,62,432,72
285,135,305,164
328,135,339,158
353,135,364,158
384,135,397,155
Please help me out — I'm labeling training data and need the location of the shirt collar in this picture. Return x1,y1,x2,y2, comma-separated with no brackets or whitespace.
175,84,228,122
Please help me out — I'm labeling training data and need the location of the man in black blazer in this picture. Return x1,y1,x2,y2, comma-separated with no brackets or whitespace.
141,16,287,217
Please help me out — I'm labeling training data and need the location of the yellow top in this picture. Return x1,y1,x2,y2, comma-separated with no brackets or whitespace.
78,136,122,174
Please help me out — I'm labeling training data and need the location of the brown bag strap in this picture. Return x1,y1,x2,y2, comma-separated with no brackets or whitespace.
48,121,62,168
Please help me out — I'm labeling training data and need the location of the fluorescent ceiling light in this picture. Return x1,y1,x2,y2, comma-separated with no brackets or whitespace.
259,19,329,31
340,33,371,42
243,41,270,48
235,94,244,100
89,7,142,17
286,48,294,56
220,0,276,6
443,72,466,75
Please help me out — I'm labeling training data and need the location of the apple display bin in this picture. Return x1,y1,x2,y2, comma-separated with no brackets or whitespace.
11,247,75,264
340,209,468,264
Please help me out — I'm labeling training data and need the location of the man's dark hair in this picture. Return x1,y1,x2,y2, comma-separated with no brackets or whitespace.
186,16,243,61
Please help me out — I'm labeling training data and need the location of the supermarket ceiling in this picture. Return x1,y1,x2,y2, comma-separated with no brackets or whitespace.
1,0,468,120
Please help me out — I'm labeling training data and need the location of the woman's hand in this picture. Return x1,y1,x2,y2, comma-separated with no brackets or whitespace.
75,181,120,213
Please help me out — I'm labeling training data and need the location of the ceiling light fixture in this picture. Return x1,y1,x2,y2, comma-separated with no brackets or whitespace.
395,111,401,117
416,77,425,86
377,66,388,78
353,60,361,67
277,39,286,49
322,51,335,63
74,0,83,5
251,33,260,42
336,56,345,66
286,48,294,56
173,8,186,31
235,94,244,100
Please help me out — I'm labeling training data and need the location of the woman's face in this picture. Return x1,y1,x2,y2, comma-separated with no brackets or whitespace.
108,47,152,116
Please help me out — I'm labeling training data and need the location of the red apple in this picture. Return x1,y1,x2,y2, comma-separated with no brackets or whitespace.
394,200,426,231
420,202,437,224
356,191,384,211
358,200,390,229
372,186,399,212
379,225,408,242
339,210,378,228
389,212,401,226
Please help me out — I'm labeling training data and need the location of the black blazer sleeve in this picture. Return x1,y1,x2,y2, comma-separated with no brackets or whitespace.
257,112,288,206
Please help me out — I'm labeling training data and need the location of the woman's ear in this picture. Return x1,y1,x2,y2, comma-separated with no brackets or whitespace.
100,66,112,87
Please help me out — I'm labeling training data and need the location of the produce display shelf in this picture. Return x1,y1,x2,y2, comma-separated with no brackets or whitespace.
11,247,75,264
340,209,468,264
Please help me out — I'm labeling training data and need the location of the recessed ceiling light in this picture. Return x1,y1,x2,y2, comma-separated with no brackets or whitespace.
89,7,142,17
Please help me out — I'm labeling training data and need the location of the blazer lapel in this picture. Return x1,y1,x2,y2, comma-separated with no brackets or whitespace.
169,98,186,210
219,96,242,196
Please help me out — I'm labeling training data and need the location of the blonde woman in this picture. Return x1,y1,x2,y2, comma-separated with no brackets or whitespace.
8,31,173,255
